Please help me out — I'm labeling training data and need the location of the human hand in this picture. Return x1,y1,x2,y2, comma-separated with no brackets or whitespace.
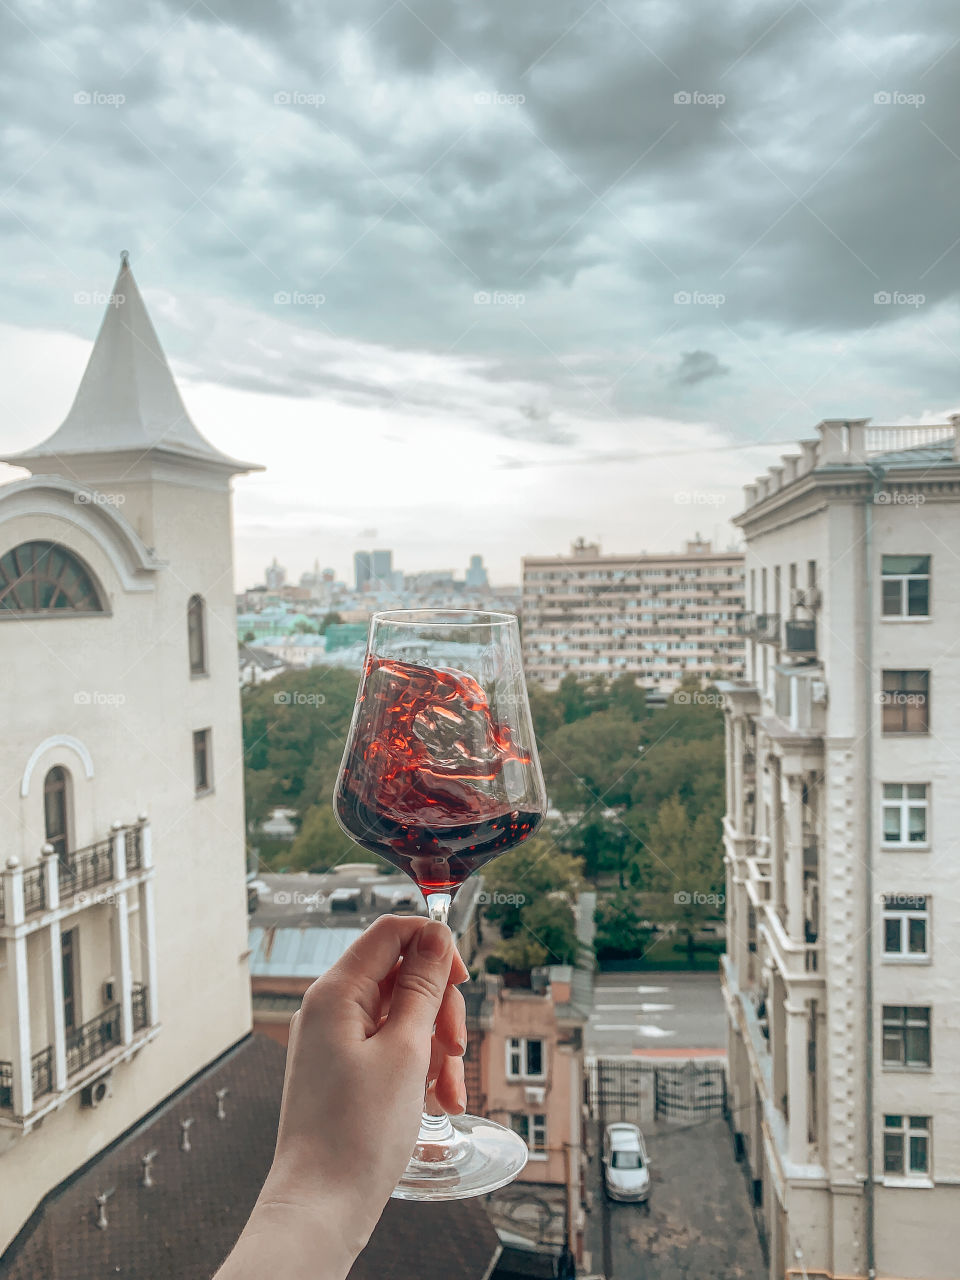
217,915,468,1280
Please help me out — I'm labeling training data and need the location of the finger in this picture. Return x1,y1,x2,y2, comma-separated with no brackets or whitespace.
382,919,455,1045
434,982,466,1056
450,949,470,985
314,915,435,1034
433,1054,466,1115
333,914,434,986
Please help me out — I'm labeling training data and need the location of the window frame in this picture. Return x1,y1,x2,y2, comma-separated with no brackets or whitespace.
0,540,107,618
193,728,213,796
883,1114,931,1180
881,555,931,620
187,593,208,676
505,1036,546,1081
509,1111,547,1158
880,670,929,735
881,1005,931,1069
881,894,930,962
881,783,929,849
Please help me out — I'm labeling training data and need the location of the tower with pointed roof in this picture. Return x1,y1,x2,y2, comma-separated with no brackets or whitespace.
0,257,260,1250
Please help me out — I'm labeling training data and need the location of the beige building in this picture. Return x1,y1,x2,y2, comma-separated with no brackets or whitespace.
0,255,257,1249
521,537,745,692
720,418,960,1280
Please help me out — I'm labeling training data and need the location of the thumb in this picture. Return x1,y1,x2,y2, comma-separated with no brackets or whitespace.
384,920,454,1045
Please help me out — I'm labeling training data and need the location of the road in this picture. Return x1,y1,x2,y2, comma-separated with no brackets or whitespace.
585,970,727,1056
586,1117,765,1280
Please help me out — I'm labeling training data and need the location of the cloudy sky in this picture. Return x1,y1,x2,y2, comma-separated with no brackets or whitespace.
1,0,959,585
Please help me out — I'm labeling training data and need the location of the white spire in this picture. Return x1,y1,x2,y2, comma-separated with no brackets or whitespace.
3,254,260,474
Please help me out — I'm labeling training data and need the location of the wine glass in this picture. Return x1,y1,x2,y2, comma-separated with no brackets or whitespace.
333,609,547,1200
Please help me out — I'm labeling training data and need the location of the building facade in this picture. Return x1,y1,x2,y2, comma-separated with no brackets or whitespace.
0,256,257,1249
521,537,745,692
720,418,960,1280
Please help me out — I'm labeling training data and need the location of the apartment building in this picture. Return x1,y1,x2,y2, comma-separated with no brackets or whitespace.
521,537,745,692
0,256,257,1248
720,418,960,1280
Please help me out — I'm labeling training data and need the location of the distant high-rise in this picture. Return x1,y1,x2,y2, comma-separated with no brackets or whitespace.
465,554,489,589
354,550,372,592
265,557,286,590
371,549,393,584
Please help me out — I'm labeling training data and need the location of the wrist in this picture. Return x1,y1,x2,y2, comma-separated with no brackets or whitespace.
251,1169,376,1277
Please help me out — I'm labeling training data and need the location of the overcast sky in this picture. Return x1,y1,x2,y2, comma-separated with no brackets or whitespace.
1,0,959,585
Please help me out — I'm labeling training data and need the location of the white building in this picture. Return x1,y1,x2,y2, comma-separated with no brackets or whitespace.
720,418,960,1280
522,537,745,691
0,254,258,1248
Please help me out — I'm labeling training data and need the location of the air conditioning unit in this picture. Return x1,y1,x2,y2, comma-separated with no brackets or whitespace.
102,978,116,1005
524,1086,546,1105
811,680,827,705
789,587,806,608
80,1074,113,1109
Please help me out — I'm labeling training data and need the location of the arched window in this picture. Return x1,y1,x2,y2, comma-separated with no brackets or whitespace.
188,593,207,675
43,766,71,858
0,542,104,615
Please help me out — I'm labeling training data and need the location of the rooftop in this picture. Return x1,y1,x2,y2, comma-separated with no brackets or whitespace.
1,254,260,476
1,1034,501,1280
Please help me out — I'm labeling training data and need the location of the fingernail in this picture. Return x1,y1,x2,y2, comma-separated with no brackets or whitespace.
417,920,450,957
455,1031,467,1055
457,1087,467,1111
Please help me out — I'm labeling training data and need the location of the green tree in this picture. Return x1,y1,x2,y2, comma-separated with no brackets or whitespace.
319,610,344,633
480,837,583,933
293,619,318,634
594,891,651,961
287,803,378,872
242,630,256,644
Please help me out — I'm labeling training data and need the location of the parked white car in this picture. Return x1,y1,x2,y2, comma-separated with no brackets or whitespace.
602,1122,651,1204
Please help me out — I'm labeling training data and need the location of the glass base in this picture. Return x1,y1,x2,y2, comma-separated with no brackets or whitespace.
392,1111,529,1201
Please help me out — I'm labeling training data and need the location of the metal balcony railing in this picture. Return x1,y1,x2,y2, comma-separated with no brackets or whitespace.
132,982,148,1032
32,1045,53,1101
0,1060,11,1109
735,611,757,637
125,823,144,871
784,619,816,655
22,866,46,916
66,1006,121,1078
60,839,114,899
756,613,781,644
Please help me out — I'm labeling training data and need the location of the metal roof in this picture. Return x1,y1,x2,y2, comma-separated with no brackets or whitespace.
248,924,362,977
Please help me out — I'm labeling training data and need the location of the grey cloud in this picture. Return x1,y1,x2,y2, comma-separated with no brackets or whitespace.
672,350,730,386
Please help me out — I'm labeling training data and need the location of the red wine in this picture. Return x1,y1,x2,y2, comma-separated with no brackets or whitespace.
335,657,544,895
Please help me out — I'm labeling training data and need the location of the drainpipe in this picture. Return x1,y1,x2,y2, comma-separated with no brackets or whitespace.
863,460,884,1280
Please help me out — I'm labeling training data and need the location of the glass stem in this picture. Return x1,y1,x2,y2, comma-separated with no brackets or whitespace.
416,890,457,1142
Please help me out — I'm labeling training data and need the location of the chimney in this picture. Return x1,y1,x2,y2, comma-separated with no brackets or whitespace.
817,418,871,464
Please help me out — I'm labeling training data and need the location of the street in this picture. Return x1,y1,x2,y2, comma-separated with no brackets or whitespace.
585,970,727,1056
586,1117,765,1280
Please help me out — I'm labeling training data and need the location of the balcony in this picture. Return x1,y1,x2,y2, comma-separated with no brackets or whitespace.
735,611,757,637
0,984,153,1118
2,818,149,927
771,666,826,739
784,619,816,656
755,613,781,644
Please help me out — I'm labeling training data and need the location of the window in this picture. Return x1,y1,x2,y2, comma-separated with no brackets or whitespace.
882,1006,931,1067
509,1112,547,1154
881,671,929,734
883,1115,930,1178
882,784,928,846
61,928,78,1033
43,766,71,859
506,1037,545,1079
193,729,212,794
882,894,929,959
882,555,930,619
0,541,104,615
187,594,207,675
